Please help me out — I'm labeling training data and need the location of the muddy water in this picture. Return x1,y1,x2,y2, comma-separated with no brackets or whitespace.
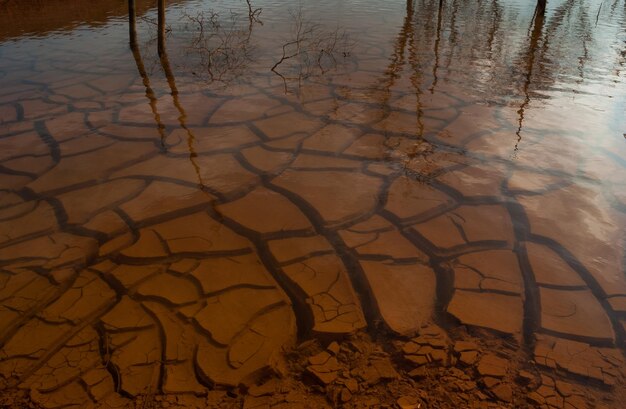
0,0,625,407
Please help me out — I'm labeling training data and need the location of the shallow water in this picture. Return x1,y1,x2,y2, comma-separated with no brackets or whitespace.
0,0,625,406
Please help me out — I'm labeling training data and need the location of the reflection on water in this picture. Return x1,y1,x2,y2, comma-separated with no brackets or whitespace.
0,0,181,40
0,0,625,407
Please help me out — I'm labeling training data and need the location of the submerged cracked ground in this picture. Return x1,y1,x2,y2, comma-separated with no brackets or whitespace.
0,0,625,408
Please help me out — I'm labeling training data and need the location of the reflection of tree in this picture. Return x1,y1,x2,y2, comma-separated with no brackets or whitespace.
128,0,167,150
376,0,603,158
537,0,547,15
375,0,436,170
181,9,255,84
128,0,206,190
131,2,261,86
611,0,626,78
429,0,444,94
377,0,414,111
576,7,592,82
444,0,459,72
245,0,263,27
129,0,137,43
487,0,502,56
129,2,352,94
407,4,425,139
158,0,166,56
536,0,576,73
514,2,545,153
512,0,599,151
158,15,206,192
271,9,353,94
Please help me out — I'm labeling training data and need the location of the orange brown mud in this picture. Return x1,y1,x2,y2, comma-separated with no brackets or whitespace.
1,0,626,408
1,80,624,408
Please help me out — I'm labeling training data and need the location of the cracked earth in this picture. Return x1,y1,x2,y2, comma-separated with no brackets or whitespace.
1,1,626,408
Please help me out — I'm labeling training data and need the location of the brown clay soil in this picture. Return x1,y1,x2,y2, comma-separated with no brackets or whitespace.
1,328,624,408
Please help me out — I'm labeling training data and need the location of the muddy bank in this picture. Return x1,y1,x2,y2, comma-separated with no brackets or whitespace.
3,326,623,409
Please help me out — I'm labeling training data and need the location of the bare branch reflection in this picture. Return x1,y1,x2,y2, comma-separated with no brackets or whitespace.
271,9,353,94
245,0,263,26
180,9,255,84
